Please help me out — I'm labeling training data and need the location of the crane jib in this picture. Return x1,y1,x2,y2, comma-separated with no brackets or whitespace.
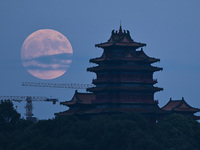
22,82,95,89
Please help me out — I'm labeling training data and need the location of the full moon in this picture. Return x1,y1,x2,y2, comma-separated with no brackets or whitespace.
21,29,73,80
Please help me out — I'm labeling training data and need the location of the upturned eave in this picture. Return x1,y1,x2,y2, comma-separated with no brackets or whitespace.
87,86,163,93
87,66,163,72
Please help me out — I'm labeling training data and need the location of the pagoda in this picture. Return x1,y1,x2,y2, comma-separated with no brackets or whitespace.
56,26,200,121
87,25,163,105
56,26,163,120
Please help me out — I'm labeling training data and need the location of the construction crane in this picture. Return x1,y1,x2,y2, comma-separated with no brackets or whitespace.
0,96,58,121
22,82,95,89
19,82,94,121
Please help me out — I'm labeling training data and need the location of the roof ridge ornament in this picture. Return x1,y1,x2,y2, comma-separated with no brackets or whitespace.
119,22,122,35
95,26,146,48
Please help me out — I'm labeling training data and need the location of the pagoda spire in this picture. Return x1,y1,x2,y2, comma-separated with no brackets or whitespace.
119,21,122,35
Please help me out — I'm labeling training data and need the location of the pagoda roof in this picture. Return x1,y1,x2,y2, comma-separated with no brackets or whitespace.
55,109,75,116
87,86,163,92
92,78,158,85
56,102,161,116
90,49,160,64
87,65,162,72
83,107,158,114
60,90,95,106
121,49,160,63
95,26,146,49
55,107,156,116
161,97,200,113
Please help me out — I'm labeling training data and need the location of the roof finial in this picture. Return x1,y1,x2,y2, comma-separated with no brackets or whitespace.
119,20,122,35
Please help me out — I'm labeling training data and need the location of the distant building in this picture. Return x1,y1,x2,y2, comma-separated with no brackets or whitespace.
161,97,200,120
56,26,199,121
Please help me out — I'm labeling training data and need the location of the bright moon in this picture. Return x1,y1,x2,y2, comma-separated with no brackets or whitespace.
21,29,73,80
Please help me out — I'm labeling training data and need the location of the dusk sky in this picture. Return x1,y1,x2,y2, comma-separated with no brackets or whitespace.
1,1,200,119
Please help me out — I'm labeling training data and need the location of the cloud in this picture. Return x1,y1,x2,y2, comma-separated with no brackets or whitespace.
22,53,72,71
26,53,72,62
27,69,66,80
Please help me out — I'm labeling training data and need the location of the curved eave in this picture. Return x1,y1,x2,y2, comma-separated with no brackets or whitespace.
148,59,160,63
162,109,200,114
175,109,200,113
161,99,200,113
95,42,146,48
121,58,160,64
87,66,163,72
61,102,93,107
93,102,158,105
83,107,159,115
89,58,160,64
60,101,73,106
87,86,163,92
92,80,158,85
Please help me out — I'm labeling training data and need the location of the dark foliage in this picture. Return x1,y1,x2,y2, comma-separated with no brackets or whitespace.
0,102,200,150
0,100,21,129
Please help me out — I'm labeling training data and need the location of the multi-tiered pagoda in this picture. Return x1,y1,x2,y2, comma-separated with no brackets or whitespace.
87,26,162,105
56,26,199,120
56,26,162,119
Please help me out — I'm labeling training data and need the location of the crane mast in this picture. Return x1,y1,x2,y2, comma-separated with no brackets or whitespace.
25,97,33,119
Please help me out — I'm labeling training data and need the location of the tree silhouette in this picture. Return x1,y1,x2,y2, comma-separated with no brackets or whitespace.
0,107,200,150
0,100,20,129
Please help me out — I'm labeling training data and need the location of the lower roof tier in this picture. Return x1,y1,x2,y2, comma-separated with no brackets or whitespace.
87,86,163,93
62,100,159,106
92,78,158,85
90,48,160,64
95,42,146,48
89,57,160,64
56,102,161,116
87,65,162,72
55,108,158,116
